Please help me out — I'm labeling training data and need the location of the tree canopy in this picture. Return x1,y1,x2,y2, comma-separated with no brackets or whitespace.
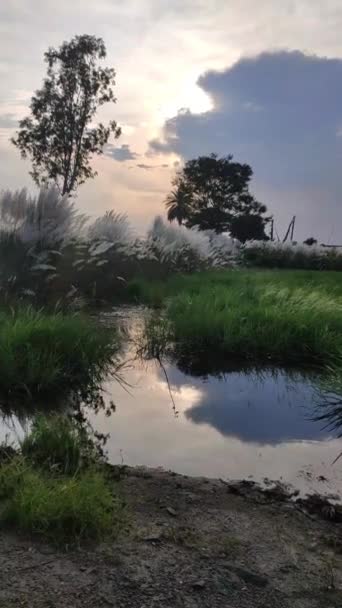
165,154,269,240
12,34,121,195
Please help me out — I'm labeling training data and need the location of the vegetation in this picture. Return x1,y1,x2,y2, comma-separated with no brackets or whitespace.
21,415,96,475
0,415,125,545
165,154,269,239
132,270,342,368
0,308,119,398
0,458,121,545
242,240,342,271
12,35,121,195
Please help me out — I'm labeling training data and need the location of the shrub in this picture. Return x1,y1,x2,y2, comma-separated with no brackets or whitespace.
0,458,122,545
0,186,87,246
147,216,239,273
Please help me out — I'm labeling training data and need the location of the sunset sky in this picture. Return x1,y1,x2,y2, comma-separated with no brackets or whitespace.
0,0,341,241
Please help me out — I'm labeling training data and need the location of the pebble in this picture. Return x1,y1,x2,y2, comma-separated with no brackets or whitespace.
166,507,177,517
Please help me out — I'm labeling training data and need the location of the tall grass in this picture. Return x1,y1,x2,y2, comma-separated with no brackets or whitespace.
21,415,95,475
140,270,342,368
0,308,120,398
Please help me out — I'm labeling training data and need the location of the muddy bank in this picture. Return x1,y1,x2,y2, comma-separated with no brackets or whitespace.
1,468,342,608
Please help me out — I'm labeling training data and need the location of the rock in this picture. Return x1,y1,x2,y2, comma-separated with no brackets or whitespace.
143,532,162,542
166,507,177,517
192,580,206,589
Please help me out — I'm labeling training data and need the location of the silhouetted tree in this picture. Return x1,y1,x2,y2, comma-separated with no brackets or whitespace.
166,154,268,236
165,182,192,225
303,237,317,246
229,213,269,243
12,34,121,195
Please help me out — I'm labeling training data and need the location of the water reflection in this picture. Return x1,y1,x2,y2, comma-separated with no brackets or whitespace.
0,306,342,496
164,366,331,444
84,349,342,497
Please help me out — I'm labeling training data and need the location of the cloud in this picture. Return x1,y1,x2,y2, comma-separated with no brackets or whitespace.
136,162,169,170
148,51,342,240
0,113,18,128
157,364,330,445
104,143,139,162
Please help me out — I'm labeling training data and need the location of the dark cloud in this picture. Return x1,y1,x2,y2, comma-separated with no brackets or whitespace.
136,162,169,170
148,51,342,240
0,113,18,128
158,365,331,446
105,144,139,162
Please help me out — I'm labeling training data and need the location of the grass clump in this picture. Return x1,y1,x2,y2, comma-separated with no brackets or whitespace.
0,458,121,545
0,308,119,398
138,270,342,368
21,415,93,476
0,415,125,545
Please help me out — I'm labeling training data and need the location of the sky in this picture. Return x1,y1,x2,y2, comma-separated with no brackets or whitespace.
0,0,342,241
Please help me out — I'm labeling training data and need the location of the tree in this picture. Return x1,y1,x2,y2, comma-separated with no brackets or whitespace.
166,154,269,238
165,182,192,225
303,237,317,246
12,34,121,195
229,213,268,243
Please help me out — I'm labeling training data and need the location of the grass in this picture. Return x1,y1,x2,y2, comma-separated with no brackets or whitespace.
132,270,342,368
21,415,95,475
0,308,120,398
0,415,125,545
0,458,122,545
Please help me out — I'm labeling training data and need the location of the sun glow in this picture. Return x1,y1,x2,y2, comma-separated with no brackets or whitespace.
158,80,213,122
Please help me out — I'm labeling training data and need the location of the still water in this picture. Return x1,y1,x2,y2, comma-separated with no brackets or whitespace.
1,308,342,497
87,309,342,497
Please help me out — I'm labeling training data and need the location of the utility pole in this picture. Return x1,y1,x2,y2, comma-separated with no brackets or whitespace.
283,216,296,242
290,215,296,241
270,218,274,241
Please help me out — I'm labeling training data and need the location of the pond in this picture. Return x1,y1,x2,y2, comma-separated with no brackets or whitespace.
1,307,342,498
87,308,342,498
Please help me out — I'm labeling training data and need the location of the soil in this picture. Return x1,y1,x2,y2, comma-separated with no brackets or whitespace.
1,467,342,608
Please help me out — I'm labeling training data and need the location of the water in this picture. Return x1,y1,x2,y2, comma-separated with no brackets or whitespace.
88,310,342,497
1,308,342,497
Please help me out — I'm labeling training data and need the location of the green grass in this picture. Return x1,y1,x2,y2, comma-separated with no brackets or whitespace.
21,415,94,476
133,270,342,368
0,415,126,545
128,269,342,306
0,458,122,545
0,308,119,398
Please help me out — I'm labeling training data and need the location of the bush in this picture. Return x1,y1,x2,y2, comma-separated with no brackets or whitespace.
0,308,119,398
0,458,122,545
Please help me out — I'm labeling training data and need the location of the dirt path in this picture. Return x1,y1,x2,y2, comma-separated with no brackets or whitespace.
1,468,342,607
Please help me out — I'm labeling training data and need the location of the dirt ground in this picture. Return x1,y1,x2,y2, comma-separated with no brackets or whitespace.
1,467,342,608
